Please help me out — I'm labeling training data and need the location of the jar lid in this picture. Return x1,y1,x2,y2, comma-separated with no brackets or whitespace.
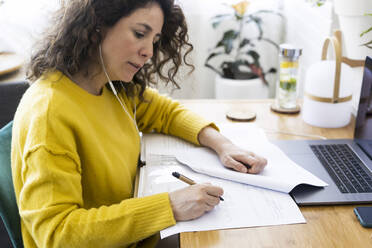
280,44,302,58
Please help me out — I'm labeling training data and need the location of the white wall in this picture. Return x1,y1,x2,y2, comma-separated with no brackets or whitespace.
0,0,61,55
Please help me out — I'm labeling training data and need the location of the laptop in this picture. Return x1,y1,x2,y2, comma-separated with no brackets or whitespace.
273,56,372,205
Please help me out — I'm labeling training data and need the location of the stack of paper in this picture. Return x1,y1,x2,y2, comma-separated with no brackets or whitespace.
138,123,326,238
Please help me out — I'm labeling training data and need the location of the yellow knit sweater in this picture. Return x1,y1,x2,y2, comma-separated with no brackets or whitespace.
11,71,214,248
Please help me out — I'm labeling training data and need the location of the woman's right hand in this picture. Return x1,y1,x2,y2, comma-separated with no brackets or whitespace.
168,183,224,221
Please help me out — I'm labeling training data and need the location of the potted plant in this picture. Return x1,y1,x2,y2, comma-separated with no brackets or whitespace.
204,0,282,99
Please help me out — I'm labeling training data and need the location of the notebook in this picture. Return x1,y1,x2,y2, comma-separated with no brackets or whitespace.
273,56,372,205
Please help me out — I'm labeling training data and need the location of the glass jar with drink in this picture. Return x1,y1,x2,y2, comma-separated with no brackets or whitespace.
273,44,302,113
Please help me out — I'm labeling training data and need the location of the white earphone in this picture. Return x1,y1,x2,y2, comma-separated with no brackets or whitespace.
99,44,141,140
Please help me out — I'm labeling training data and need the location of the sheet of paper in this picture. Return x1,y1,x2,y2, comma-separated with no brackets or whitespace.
144,133,196,156
137,155,306,239
144,123,328,193
175,142,328,193
144,123,268,157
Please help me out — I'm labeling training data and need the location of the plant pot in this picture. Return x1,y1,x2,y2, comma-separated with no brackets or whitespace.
334,0,372,60
215,75,269,99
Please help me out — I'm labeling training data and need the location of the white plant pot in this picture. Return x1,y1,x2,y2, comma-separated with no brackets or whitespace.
334,0,372,60
215,76,269,99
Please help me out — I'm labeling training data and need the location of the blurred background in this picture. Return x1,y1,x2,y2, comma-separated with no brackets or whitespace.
0,0,371,103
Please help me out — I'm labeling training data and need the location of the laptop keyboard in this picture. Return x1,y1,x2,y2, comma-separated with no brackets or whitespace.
310,144,372,194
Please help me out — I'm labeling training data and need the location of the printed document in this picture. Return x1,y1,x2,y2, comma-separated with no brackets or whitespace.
139,123,311,238
144,123,327,193
144,123,267,156
175,144,327,193
138,154,306,239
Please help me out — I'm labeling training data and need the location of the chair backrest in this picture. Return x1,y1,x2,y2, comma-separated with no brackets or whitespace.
0,81,29,129
0,122,23,248
0,81,28,247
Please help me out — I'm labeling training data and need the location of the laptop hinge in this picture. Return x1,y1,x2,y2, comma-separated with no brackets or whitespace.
356,140,372,161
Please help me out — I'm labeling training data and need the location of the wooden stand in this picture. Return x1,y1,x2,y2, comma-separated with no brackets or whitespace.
225,109,257,121
270,102,301,114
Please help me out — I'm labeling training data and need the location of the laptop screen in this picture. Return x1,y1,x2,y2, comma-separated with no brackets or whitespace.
354,56,372,140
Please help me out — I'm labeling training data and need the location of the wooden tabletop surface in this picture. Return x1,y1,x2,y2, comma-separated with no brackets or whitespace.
178,99,372,248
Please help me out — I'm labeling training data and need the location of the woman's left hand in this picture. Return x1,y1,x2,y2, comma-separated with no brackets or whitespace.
198,126,267,174
217,143,267,174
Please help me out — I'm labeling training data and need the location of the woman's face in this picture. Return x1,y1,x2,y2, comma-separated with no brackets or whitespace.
100,3,164,82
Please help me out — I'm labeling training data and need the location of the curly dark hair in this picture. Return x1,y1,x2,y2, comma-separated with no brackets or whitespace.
27,0,194,98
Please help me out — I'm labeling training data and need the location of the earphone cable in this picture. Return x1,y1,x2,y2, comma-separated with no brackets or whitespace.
99,44,140,136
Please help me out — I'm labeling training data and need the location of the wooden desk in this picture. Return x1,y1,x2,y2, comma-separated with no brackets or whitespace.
178,99,372,248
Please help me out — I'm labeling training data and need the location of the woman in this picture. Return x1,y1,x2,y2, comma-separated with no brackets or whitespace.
11,0,267,247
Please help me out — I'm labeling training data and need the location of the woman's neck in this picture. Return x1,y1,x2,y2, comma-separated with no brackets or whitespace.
69,67,106,96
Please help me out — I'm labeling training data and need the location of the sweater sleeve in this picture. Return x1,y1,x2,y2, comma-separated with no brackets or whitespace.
19,146,176,248
135,88,218,145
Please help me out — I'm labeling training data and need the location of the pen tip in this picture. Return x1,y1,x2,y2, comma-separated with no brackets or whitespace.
172,172,180,178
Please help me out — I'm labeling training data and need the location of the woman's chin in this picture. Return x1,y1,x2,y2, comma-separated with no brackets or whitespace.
119,74,135,83
120,79,132,83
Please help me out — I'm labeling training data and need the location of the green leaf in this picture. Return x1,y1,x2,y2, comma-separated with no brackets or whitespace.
205,52,224,63
243,10,283,40
250,10,284,19
239,38,251,48
361,26,372,37
361,13,372,42
244,16,263,39
361,40,372,47
204,63,223,77
212,14,233,19
216,40,225,48
235,13,243,21
316,0,325,7
224,40,234,54
260,38,280,49
220,30,239,54
211,14,233,29
222,30,239,40
247,50,260,62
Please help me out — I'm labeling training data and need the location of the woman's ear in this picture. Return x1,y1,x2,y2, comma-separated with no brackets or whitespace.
92,26,104,43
